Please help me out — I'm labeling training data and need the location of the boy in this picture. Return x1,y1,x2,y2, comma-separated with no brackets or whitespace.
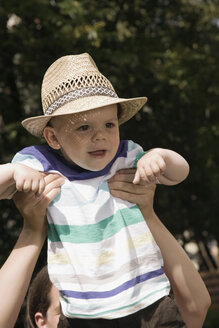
11,53,189,326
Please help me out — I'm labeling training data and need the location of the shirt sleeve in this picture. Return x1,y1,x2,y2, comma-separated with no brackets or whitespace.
12,151,45,171
127,140,146,168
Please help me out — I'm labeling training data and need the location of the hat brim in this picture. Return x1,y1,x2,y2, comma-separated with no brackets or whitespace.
22,95,147,137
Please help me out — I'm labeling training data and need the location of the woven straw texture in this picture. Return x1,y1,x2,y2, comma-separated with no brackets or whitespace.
42,54,115,113
22,53,147,137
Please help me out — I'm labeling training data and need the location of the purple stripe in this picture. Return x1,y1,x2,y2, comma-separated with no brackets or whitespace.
19,140,128,181
60,267,164,300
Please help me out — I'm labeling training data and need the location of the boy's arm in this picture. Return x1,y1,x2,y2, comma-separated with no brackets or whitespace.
0,173,64,328
0,163,46,199
133,148,190,185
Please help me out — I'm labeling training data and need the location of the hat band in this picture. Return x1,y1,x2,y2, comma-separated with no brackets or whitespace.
45,86,118,115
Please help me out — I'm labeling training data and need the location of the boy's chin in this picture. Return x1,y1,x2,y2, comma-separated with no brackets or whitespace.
70,160,106,171
85,164,107,172
79,161,108,172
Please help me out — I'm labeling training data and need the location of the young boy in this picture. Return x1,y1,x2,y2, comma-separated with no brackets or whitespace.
10,53,189,326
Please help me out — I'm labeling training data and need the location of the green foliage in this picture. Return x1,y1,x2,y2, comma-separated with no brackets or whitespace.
204,306,219,328
0,0,218,325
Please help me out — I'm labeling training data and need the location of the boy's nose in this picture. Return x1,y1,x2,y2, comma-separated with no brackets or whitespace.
92,128,106,141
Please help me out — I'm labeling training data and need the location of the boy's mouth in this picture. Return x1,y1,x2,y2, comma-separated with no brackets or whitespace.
88,150,106,158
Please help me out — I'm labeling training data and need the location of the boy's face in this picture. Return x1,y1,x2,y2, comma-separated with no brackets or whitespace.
44,104,120,171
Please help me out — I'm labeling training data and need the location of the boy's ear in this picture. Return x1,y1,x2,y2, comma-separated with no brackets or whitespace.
43,126,61,150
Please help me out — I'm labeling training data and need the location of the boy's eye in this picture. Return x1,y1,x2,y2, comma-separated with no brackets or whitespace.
105,122,114,128
78,125,89,131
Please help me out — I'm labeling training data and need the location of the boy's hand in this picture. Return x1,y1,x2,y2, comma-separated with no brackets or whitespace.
133,150,166,184
12,163,46,196
13,173,65,233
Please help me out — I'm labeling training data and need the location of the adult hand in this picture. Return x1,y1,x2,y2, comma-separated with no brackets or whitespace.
108,168,156,215
13,173,65,234
0,173,64,328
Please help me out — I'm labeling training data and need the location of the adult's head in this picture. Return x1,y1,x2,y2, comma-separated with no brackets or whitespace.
25,266,60,328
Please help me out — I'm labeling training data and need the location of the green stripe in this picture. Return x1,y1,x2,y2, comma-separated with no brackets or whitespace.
63,284,170,318
48,205,144,243
133,151,147,168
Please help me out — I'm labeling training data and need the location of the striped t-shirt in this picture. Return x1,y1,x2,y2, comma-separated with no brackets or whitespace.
12,139,170,319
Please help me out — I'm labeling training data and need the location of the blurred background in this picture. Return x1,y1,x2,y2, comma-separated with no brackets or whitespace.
0,0,218,326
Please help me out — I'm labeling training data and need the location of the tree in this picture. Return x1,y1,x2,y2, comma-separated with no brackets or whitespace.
0,0,218,325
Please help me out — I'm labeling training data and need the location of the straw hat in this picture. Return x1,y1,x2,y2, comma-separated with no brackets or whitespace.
22,53,147,137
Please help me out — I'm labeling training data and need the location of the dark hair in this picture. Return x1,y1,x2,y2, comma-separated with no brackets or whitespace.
25,266,52,328
117,104,122,120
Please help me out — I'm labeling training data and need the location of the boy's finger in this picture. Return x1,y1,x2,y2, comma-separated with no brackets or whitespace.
44,173,64,184
150,162,161,176
22,180,32,193
38,178,46,195
156,157,166,173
